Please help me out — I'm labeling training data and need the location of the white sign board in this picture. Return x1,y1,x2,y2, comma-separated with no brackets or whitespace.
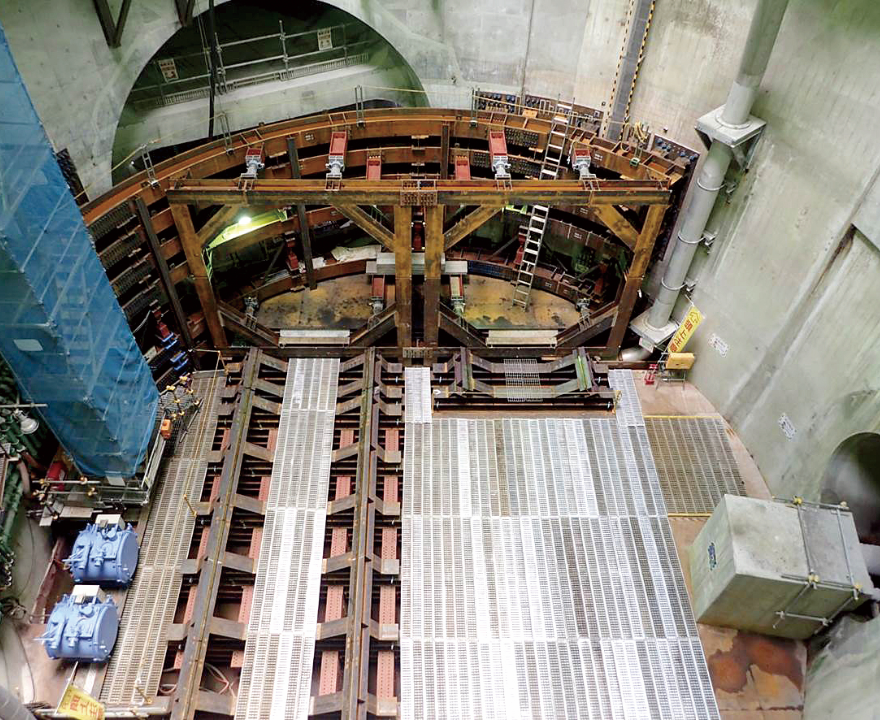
317,28,333,51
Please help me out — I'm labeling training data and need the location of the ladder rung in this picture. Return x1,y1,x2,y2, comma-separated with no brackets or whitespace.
548,143,564,151
533,205,549,212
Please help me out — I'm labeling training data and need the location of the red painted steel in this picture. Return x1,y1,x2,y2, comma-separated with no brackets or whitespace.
325,585,345,622
376,650,395,699
454,155,471,180
383,475,398,505
319,650,341,695
366,156,382,180
330,527,348,557
329,132,348,157
378,585,396,626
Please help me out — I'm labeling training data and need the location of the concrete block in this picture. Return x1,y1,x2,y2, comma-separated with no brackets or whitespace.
690,495,873,639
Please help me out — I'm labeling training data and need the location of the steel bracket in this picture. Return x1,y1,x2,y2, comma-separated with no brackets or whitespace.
695,105,766,170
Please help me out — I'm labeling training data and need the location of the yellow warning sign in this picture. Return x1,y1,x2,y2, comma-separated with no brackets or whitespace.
668,306,703,353
57,684,105,720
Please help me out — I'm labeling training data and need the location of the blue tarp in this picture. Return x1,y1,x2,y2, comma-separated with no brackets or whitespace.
0,24,158,477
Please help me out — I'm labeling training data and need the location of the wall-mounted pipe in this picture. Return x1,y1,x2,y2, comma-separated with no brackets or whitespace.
647,0,790,330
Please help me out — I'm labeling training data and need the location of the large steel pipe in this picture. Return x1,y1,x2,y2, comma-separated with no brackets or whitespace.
648,0,790,330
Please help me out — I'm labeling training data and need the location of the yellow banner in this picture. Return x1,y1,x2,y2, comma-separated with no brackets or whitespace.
57,684,105,720
668,306,703,353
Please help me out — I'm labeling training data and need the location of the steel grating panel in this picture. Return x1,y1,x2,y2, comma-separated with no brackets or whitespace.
236,358,340,720
401,371,719,720
405,367,432,424
646,417,746,514
609,369,645,428
502,359,546,402
101,373,224,704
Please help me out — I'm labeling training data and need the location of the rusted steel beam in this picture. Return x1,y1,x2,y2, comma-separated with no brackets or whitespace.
440,124,450,180
287,136,317,289
334,204,394,250
591,205,639,251
83,108,685,222
196,205,240,247
606,204,668,354
165,178,671,207
170,204,226,347
443,205,502,251
339,350,376,720
393,207,413,351
172,350,261,720
134,198,194,352
424,206,443,346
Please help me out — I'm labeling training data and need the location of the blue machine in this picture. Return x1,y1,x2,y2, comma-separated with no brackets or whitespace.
39,591,119,662
65,521,140,586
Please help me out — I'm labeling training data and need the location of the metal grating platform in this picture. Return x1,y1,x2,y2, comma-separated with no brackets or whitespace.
502,359,546,402
609,369,645,428
646,417,746,514
405,367,432,424
236,358,339,720
101,373,224,704
401,372,719,720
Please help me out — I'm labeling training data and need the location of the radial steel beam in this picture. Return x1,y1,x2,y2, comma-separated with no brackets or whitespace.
165,178,671,207
607,204,667,353
443,205,502,251
287,137,317,289
171,204,226,347
424,206,443,346
334,204,394,250
393,206,413,350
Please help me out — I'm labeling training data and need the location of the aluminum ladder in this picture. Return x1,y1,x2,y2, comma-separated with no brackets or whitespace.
512,102,572,309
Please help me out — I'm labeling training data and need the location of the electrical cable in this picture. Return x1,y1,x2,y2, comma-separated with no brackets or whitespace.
206,0,218,140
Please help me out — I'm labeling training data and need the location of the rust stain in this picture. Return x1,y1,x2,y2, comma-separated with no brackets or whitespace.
706,632,803,694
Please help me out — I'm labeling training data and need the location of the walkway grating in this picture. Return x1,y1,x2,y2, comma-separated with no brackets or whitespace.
236,358,340,720
101,372,224,705
646,417,746,514
401,371,719,720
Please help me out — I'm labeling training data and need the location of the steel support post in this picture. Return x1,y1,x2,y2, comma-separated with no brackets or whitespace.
608,204,667,354
171,204,226,348
393,206,413,351
424,206,443,347
287,137,317,289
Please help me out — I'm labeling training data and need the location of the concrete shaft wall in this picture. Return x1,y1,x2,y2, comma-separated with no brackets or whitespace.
2,0,879,500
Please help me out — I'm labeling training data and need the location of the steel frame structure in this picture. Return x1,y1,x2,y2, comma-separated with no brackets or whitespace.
82,107,685,363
